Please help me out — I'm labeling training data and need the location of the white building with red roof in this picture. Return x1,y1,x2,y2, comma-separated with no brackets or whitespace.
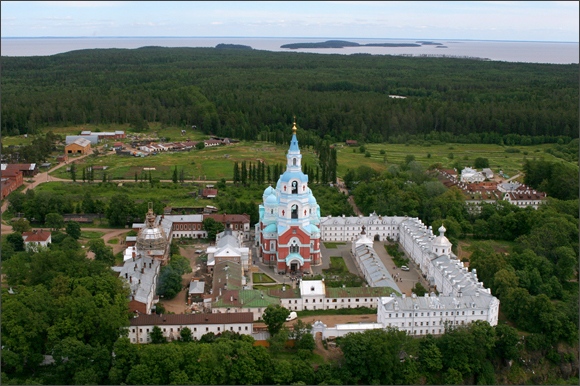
22,230,52,252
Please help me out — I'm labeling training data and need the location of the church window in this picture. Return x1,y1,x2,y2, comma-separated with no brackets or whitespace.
293,158,297,166
292,181,298,194
291,205,298,219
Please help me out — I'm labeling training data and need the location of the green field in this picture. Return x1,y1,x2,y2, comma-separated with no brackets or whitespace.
253,284,284,290
49,138,319,182
6,121,573,183
336,142,574,178
80,231,106,239
252,273,276,284
323,242,346,249
31,181,216,209
325,257,348,274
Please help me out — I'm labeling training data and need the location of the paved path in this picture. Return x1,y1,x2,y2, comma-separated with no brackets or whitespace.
372,241,431,295
336,178,363,216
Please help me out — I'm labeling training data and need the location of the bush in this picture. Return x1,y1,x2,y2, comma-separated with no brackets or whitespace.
365,152,371,158
546,349,562,364
380,149,386,155
412,282,428,296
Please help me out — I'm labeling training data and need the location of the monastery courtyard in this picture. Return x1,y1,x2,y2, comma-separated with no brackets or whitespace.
250,239,429,296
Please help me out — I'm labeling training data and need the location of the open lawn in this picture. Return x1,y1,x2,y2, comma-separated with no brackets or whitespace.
253,284,284,290
323,242,346,249
49,139,317,182
324,257,348,274
80,231,106,239
253,273,276,284
336,142,575,177
31,181,215,208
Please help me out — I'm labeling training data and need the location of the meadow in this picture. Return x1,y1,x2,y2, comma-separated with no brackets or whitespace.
7,122,574,183
31,181,216,208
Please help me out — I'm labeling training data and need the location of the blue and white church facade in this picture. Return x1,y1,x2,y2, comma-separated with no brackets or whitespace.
255,122,322,273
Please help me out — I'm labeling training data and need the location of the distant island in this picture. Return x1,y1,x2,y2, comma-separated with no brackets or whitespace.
215,43,253,50
281,40,421,49
416,41,444,45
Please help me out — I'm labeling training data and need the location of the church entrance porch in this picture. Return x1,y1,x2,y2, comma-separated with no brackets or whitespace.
290,262,299,274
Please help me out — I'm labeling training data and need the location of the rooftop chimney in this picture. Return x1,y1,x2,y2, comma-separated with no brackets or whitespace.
129,276,132,283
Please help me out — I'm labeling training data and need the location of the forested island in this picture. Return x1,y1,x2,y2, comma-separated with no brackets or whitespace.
416,41,444,45
281,40,421,49
215,43,253,50
1,46,577,146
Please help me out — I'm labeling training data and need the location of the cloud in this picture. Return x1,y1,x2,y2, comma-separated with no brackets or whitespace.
36,16,73,20
1,17,17,21
211,22,223,25
40,1,123,7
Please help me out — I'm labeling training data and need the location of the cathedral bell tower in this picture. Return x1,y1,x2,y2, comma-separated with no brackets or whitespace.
257,120,321,274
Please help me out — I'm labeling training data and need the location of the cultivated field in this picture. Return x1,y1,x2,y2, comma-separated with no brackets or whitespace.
6,123,574,182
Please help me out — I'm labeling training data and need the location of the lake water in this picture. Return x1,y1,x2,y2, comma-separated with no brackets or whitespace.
1,37,578,64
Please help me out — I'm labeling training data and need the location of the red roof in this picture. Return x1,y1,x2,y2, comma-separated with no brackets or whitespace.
114,142,123,146
202,189,218,197
1,169,23,178
204,213,250,223
23,230,51,242
129,312,253,326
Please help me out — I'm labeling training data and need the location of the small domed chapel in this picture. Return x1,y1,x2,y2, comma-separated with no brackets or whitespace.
256,122,321,273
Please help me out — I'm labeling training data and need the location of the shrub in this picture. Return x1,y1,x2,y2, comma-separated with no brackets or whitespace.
365,152,371,158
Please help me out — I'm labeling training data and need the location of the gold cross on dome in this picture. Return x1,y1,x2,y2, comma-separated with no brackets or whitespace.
292,116,297,135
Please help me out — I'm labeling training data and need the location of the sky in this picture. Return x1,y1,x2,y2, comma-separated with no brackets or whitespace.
1,1,578,42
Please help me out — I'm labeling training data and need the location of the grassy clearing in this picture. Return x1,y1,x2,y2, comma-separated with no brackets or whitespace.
49,137,303,182
253,284,284,290
107,238,119,244
253,273,276,284
32,181,215,208
324,257,348,275
337,142,571,177
80,231,106,239
323,242,346,249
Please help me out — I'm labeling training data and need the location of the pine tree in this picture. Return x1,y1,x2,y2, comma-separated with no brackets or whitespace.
134,172,138,182
241,161,247,185
70,164,76,182
172,166,178,183
233,162,240,184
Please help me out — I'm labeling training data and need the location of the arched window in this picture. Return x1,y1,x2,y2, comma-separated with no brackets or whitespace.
292,181,298,194
293,158,297,166
291,204,298,219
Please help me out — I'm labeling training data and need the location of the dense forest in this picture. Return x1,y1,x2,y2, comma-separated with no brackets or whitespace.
2,47,578,145
1,232,577,385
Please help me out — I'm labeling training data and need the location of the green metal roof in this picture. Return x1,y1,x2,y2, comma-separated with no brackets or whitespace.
325,286,399,298
213,289,279,308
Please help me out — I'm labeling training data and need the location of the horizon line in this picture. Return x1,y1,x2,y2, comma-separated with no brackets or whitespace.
1,36,578,44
